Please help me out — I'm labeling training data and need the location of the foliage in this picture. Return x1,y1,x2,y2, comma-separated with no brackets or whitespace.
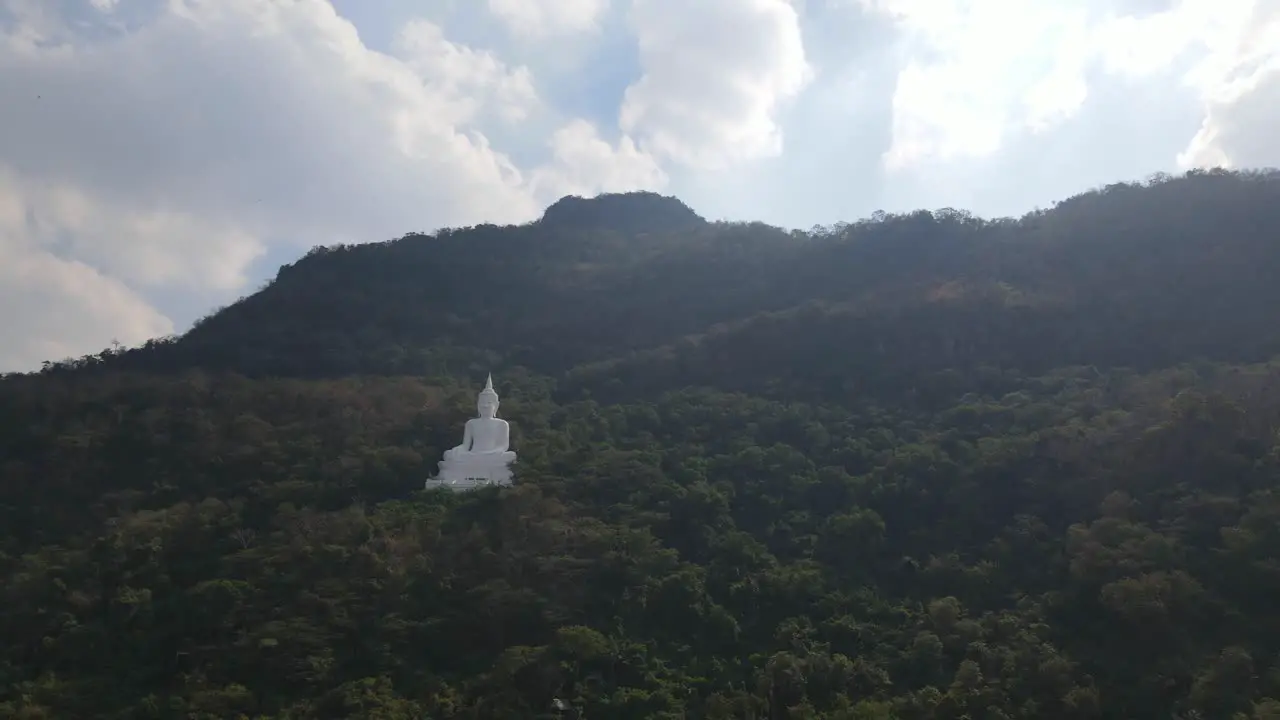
3,170,1280,718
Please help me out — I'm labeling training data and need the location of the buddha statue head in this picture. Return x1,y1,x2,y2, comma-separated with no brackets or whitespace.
477,374,500,419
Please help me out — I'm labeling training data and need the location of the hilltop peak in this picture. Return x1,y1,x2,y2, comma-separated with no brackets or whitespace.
538,191,706,235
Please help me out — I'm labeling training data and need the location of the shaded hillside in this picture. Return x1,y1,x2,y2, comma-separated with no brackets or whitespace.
6,171,1280,718
43,170,1280,405
7,359,1280,718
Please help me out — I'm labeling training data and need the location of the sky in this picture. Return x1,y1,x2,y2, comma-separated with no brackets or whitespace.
1,0,1278,372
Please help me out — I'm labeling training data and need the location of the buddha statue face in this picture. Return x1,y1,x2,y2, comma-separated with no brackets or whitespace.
477,393,499,419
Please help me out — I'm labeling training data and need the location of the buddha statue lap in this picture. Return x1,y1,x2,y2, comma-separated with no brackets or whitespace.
428,375,516,489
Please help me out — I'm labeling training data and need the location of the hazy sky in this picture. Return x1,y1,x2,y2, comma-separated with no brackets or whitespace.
1,0,1277,371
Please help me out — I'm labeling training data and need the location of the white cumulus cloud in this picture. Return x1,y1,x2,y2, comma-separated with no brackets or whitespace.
0,169,175,371
1178,0,1280,169
864,0,1280,172
487,0,609,38
619,0,812,170
393,18,540,124
531,119,669,199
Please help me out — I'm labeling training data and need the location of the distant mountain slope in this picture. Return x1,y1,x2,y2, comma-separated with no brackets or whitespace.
28,169,1280,404
11,170,1280,718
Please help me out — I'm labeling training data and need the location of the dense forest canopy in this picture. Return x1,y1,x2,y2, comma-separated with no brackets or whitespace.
4,168,1280,718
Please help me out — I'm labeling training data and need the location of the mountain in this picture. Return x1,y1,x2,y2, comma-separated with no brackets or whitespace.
55,169,1280,394
538,190,707,234
4,169,1280,718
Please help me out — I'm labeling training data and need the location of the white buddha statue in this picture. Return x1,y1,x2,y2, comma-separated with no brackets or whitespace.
427,374,516,489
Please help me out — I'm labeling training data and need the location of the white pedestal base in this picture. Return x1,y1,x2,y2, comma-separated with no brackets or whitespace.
424,453,515,492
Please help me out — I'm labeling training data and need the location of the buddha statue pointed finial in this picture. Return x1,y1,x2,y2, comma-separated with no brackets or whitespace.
479,373,499,410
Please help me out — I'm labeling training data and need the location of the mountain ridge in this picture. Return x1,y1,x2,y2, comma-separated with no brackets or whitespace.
7,169,1280,717
538,190,706,234
27,169,1280,402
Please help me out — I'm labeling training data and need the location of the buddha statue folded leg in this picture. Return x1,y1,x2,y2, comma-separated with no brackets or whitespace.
441,450,516,464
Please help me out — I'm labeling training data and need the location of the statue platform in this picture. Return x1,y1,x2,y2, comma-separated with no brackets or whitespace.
425,452,515,491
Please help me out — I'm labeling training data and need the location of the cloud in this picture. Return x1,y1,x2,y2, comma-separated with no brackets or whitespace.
619,0,811,170
864,0,1280,173
0,253,174,373
1178,0,1280,168
0,170,174,370
487,0,609,38
675,0,1279,229
0,0,541,258
531,119,668,198
0,0,657,371
393,18,540,124
864,0,1107,170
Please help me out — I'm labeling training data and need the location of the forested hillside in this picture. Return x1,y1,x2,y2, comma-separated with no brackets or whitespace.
4,169,1280,718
